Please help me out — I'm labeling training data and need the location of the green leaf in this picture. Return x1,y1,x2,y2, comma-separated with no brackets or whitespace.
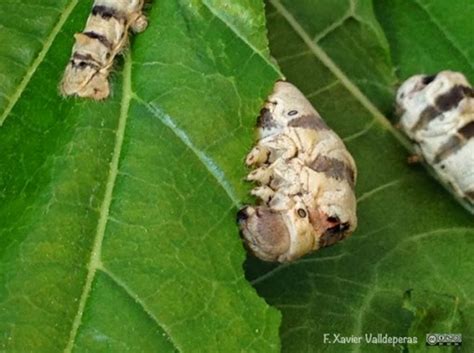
374,0,474,82
0,0,78,125
0,0,281,352
246,1,474,352
376,0,474,213
402,289,462,353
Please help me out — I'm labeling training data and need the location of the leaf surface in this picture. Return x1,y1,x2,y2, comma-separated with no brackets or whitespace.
0,0,78,125
0,0,281,352
374,0,474,82
245,1,474,352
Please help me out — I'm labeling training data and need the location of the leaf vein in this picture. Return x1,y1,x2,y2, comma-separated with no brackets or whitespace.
357,178,403,202
0,0,79,126
413,0,473,71
269,0,412,151
133,95,242,208
98,266,183,353
313,11,351,43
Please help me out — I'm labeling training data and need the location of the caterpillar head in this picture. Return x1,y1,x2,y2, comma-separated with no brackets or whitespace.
237,201,353,262
396,71,471,134
397,71,470,106
237,206,291,262
258,81,325,139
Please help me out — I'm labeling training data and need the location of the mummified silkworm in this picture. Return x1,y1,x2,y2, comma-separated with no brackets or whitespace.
396,71,474,209
237,81,357,262
60,0,147,99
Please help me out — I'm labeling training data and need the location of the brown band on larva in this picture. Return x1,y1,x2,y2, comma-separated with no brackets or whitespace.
411,85,471,133
459,121,474,139
433,135,464,164
288,115,329,130
92,5,126,21
82,31,113,49
435,85,471,111
411,106,439,132
434,121,474,163
72,52,101,65
308,155,355,188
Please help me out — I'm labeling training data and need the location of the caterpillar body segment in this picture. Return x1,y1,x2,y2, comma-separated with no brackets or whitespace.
61,0,147,99
397,71,474,210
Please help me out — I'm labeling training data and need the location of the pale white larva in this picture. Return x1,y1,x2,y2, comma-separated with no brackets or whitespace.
396,71,474,210
60,0,147,100
237,81,357,262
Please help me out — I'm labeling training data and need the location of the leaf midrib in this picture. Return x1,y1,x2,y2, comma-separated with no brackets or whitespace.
63,54,183,353
63,54,134,353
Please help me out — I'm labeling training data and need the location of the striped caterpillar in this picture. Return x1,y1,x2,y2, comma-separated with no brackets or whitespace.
237,81,357,262
60,0,147,100
396,71,474,210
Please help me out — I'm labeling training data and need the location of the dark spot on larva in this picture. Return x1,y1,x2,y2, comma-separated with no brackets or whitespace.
236,207,249,222
297,209,307,218
458,121,474,140
309,155,355,188
83,31,113,49
422,74,437,85
340,222,350,232
288,115,329,131
435,85,469,111
319,229,345,247
327,216,340,223
319,221,351,247
257,108,277,129
288,110,298,116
